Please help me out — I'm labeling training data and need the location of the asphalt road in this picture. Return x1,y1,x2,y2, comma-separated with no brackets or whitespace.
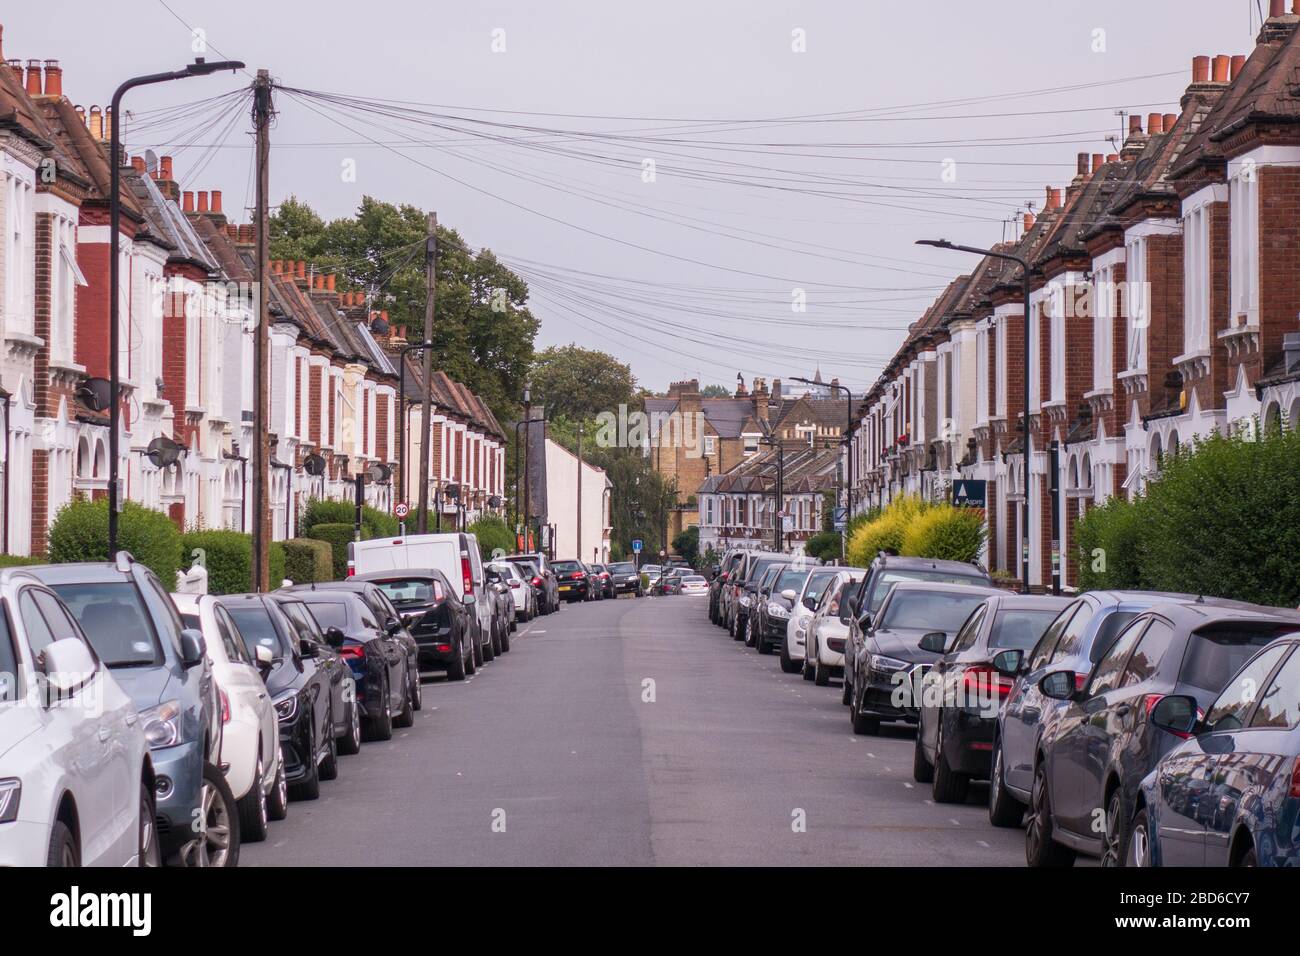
243,593,1027,866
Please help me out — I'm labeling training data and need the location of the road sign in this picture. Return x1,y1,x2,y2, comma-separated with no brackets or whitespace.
394,502,410,519
952,480,987,509
632,539,643,553
831,506,848,531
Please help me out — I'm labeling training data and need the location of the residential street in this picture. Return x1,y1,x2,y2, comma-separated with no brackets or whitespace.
243,595,1022,867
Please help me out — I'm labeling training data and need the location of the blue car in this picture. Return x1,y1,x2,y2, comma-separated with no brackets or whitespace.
1131,634,1300,867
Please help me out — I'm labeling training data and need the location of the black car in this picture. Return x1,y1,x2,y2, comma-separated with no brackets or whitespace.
847,580,1000,735
745,563,788,649
843,554,993,716
354,568,475,679
218,594,339,801
483,564,516,651
272,595,362,757
1028,600,1300,867
505,553,560,614
753,564,813,655
290,591,416,742
913,594,1071,803
711,549,748,625
589,564,616,599
731,553,790,643
607,561,642,597
552,560,593,602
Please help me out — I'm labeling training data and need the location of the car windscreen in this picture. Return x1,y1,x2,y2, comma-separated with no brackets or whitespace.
50,581,161,667
803,570,839,601
774,568,810,594
371,577,439,605
0,607,17,701
879,590,990,633
299,600,351,633
869,570,986,612
609,563,636,574
552,561,583,572
746,559,785,585
224,603,293,660
1178,625,1294,695
989,609,1062,651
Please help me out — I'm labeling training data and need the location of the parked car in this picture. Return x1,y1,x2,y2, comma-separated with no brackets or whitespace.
173,593,283,843
732,553,790,644
805,570,866,686
1131,634,1300,867
0,569,158,867
993,590,1208,830
846,580,1000,735
679,574,709,596
217,594,338,802
512,558,547,614
843,554,992,715
710,550,747,624
607,561,642,597
1027,601,1300,867
31,555,234,867
781,567,842,674
552,559,594,603
658,567,686,596
483,564,516,651
913,594,1070,804
351,532,495,666
272,595,363,758
749,563,795,653
489,560,538,623
354,568,476,679
641,564,663,594
505,553,561,614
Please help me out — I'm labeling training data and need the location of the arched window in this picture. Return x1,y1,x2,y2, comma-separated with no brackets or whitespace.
1168,430,1180,459
1149,433,1164,472
1263,402,1282,434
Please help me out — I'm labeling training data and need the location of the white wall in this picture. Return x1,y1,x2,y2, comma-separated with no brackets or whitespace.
543,438,609,562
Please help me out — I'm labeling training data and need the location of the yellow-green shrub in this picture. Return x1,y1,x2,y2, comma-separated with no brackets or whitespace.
846,496,932,566
900,504,986,563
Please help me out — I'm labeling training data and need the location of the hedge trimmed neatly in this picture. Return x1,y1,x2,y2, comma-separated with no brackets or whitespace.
900,505,986,563
48,499,182,590
179,530,286,594
1073,426,1300,606
283,538,334,585
308,522,357,579
301,497,399,541
363,505,399,539
468,515,514,560
847,496,931,567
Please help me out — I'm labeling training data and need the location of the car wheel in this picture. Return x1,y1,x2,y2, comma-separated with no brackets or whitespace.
744,619,757,648
841,673,852,705
465,637,478,675
491,621,503,657
931,719,969,804
472,630,485,667
411,664,425,707
47,820,79,867
1026,763,1075,867
290,732,321,801
814,649,830,686
394,670,416,729
482,628,496,662
364,677,394,742
500,625,511,653
912,724,935,783
319,725,340,780
138,783,161,866
1128,808,1152,867
987,735,1024,828
802,658,814,681
851,685,879,735
447,637,468,681
757,632,772,654
181,762,241,867
338,700,362,755
237,753,270,842
1235,842,1257,867
1101,789,1130,868
267,748,289,821
779,641,800,674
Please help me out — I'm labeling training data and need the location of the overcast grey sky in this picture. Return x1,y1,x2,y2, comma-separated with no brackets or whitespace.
6,1,1257,392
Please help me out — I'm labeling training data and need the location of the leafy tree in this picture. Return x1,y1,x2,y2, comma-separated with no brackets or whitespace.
672,526,700,567
530,345,636,421
700,384,731,398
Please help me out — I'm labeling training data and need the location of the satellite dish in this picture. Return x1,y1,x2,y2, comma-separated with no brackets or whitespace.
303,453,327,477
444,483,461,501
366,462,391,483
369,313,389,336
146,436,183,469
75,376,114,413
144,149,159,176
488,495,502,508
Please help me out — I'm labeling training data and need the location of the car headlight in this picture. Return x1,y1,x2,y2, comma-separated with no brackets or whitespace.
0,778,21,823
139,699,184,749
869,654,908,673
767,602,789,619
273,693,299,722
739,595,751,608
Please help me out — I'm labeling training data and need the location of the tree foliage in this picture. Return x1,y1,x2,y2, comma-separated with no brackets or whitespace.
529,345,636,421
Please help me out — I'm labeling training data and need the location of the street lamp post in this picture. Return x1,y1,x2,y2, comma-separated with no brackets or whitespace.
108,57,243,555
395,340,433,509
792,374,855,529
916,239,1032,594
514,416,545,541
759,436,785,552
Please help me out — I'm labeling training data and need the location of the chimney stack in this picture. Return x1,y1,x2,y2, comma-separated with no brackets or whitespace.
210,190,222,214
326,274,336,292
1269,0,1286,17
1023,211,1036,232
1147,112,1163,135
88,105,103,141
296,260,306,279
25,59,41,96
159,155,173,181
1044,186,1062,211
42,59,61,97
1163,113,1177,134
1192,55,1211,83
131,156,146,173
196,191,209,213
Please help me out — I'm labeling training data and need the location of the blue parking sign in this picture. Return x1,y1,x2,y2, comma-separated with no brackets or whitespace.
632,539,643,553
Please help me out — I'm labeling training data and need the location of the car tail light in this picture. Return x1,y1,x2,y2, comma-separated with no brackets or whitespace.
531,576,541,587
461,551,474,596
219,689,231,724
509,580,520,589
346,563,355,577
963,667,1014,699
1290,757,1300,799
340,644,365,661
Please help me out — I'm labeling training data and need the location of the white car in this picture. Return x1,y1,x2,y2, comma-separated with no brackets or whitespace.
172,593,283,844
489,561,537,621
0,569,157,866
782,567,843,674
804,569,867,687
680,574,709,595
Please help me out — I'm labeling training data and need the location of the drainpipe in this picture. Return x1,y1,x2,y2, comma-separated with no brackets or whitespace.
1,389,10,554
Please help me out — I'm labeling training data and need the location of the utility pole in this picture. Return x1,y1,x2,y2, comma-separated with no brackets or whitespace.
576,428,582,560
417,212,437,532
251,69,273,592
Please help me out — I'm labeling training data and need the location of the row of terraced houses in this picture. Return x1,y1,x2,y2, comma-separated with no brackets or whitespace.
0,26,505,557
849,2,1300,590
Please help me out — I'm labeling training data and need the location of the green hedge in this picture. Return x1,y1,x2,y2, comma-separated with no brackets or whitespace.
308,522,357,579
363,505,399,539
301,497,398,541
900,505,986,563
0,554,46,569
179,530,285,594
468,515,515,560
48,499,182,590
1075,494,1149,591
804,531,843,562
283,538,334,584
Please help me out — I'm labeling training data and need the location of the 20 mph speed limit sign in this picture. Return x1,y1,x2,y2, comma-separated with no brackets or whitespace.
395,502,410,519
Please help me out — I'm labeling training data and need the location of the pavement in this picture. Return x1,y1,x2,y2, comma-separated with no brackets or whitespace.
243,592,1027,866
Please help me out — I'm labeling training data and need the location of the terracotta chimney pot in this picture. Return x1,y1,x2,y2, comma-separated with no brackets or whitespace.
42,60,61,98
196,191,209,213
132,156,146,173
1230,55,1246,81
210,190,222,213
1163,113,1178,133
326,274,336,292
1192,55,1211,84
182,191,195,213
88,106,103,141
296,261,306,279
159,156,173,181
1128,114,1143,134
1147,112,1164,135
1076,152,1089,176
24,59,41,96
1270,0,1285,17
1091,153,1105,174
1023,211,1035,232
1212,55,1230,83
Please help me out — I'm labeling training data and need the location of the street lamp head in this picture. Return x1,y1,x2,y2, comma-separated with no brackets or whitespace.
185,58,245,76
915,239,954,250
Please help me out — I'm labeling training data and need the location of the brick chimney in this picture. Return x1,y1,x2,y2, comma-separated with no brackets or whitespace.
40,59,60,98
24,59,40,96
771,377,782,399
735,375,748,398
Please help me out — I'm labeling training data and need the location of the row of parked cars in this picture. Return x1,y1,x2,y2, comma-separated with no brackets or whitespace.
0,531,557,867
708,548,1300,867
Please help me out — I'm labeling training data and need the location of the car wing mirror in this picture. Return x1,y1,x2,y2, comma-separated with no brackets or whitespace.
918,632,947,654
42,637,97,698
991,648,1024,678
180,628,207,668
385,619,403,636
254,644,274,674
780,589,798,602
857,610,873,631
1150,695,1200,736
1038,670,1080,701
324,626,346,649
299,637,318,659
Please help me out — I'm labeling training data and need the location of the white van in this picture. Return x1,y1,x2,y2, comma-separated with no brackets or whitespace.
349,532,493,659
